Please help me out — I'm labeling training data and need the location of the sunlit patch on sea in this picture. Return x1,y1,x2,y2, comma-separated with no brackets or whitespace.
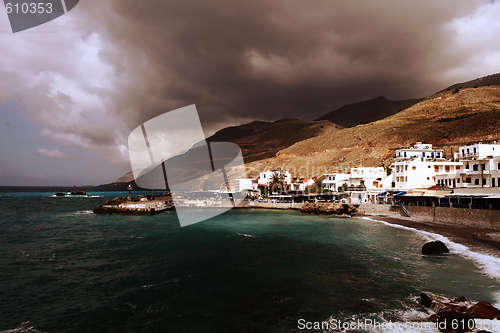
1,192,500,332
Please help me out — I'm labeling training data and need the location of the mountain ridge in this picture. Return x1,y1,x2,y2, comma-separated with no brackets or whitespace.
314,96,423,127
113,72,500,184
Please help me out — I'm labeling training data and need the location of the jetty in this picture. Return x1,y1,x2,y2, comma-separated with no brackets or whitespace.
93,193,174,215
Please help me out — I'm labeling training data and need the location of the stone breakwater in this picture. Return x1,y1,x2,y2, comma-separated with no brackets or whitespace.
300,202,358,216
93,195,174,215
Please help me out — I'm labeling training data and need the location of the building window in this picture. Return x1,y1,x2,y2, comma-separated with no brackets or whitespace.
412,166,416,170
466,163,469,169
431,152,434,158
405,165,408,171
428,165,431,168
475,179,480,185
473,164,479,171
483,178,487,185
422,152,425,157
445,166,450,172
427,177,430,180
466,178,471,183
498,162,500,170
405,176,407,182
456,166,460,170
434,166,439,172
462,149,465,156
437,152,440,157
467,148,470,154
474,147,477,154
404,152,406,157
482,164,486,170
493,178,496,187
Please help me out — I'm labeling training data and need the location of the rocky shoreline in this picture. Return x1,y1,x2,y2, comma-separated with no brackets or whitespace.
420,291,500,332
300,201,358,216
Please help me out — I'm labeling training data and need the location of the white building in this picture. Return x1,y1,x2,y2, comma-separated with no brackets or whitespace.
257,170,292,186
393,143,461,189
235,178,258,191
436,143,500,188
321,173,350,192
350,167,386,190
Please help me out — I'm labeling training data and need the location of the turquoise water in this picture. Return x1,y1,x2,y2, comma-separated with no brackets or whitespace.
1,192,500,332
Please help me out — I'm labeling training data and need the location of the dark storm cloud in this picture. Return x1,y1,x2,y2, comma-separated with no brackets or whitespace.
82,0,483,132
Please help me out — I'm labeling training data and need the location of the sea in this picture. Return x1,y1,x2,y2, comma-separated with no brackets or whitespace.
1,191,500,333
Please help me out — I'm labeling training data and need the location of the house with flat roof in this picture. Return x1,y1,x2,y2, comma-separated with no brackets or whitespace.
436,143,500,188
393,143,461,189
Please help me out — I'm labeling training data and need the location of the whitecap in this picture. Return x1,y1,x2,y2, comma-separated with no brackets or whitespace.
236,232,255,238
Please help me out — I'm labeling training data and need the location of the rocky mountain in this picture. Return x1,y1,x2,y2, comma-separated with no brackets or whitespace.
246,85,500,178
114,73,500,184
206,118,339,162
315,96,423,127
113,118,338,184
443,72,500,91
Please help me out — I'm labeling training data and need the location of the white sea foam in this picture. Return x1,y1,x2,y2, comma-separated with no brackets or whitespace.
362,217,500,303
323,307,500,333
51,194,101,198
0,322,46,333
237,233,255,238
75,210,94,215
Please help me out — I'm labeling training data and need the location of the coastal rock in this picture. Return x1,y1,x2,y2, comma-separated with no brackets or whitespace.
70,191,86,196
422,240,450,255
437,311,475,333
421,292,433,308
55,192,65,197
420,292,472,313
466,301,500,320
347,204,357,215
316,203,343,215
301,201,316,214
105,196,127,205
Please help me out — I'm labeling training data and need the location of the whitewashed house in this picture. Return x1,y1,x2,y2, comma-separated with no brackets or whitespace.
321,173,350,192
235,178,258,191
393,143,461,189
436,143,500,188
349,167,386,190
257,170,292,193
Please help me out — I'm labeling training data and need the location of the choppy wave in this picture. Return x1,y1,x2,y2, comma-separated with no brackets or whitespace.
75,210,94,215
236,232,255,238
0,322,46,333
322,305,500,333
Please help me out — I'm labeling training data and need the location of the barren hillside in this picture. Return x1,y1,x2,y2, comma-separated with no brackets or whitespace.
246,86,500,178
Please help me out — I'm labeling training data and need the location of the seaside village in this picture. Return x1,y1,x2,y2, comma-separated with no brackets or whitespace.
235,142,500,211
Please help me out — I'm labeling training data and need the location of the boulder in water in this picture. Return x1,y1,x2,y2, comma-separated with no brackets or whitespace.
422,240,450,255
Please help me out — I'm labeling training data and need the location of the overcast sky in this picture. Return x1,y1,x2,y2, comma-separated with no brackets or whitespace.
1,0,500,186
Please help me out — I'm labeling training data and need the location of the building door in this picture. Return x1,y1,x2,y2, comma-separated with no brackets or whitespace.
493,178,496,188
453,179,456,188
